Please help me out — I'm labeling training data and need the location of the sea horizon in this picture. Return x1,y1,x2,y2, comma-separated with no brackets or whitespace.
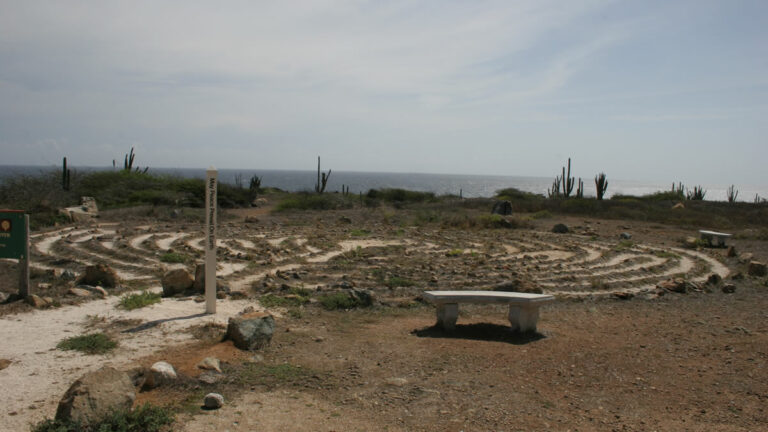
2,164,767,203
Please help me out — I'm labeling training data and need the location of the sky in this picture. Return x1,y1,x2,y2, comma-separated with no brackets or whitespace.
1,0,767,185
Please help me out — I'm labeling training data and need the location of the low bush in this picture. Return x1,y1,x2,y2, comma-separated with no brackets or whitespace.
56,332,117,355
366,188,436,203
275,193,353,211
159,252,188,263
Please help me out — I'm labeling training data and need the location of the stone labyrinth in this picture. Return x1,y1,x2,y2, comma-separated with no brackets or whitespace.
28,222,729,300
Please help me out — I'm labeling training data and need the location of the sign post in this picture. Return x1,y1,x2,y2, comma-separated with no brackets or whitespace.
204,167,218,314
0,210,30,297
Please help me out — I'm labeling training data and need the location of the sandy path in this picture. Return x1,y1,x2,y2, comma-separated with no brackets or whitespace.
0,293,259,431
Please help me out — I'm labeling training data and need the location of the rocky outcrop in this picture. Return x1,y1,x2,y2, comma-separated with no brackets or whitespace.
59,196,99,222
226,312,275,351
55,367,135,426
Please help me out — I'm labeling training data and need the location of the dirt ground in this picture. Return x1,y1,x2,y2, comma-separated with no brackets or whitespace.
1,204,767,431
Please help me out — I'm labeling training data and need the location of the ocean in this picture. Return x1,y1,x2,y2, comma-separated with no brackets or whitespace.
1,165,766,202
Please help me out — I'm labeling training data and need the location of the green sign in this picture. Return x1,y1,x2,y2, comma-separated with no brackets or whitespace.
0,210,26,259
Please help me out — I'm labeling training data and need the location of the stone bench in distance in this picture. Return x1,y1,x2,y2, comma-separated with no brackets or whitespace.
422,290,554,333
699,230,732,247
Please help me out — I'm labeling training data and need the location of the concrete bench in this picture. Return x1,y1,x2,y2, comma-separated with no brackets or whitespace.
422,290,554,333
699,230,732,247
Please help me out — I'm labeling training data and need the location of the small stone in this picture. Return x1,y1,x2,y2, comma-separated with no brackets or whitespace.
747,261,767,277
216,290,227,299
26,295,48,308
619,232,632,240
738,252,754,264
204,393,224,409
198,371,225,385
67,288,92,297
706,274,722,286
0,359,11,370
726,246,737,257
722,284,736,294
197,357,222,373
385,377,408,387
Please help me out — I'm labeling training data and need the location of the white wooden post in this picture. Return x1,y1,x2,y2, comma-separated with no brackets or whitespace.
205,167,218,314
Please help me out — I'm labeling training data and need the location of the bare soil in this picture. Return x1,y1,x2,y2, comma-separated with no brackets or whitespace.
1,204,767,431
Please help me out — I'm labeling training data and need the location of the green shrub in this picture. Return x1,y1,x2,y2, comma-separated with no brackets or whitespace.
349,229,370,237
446,249,463,257
530,210,552,219
495,188,543,201
276,193,353,211
366,188,435,203
119,291,161,310
385,276,415,288
159,252,188,263
31,402,174,432
318,292,360,310
56,333,117,355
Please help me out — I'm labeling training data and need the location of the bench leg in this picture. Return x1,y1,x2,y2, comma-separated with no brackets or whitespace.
508,305,539,333
436,303,459,331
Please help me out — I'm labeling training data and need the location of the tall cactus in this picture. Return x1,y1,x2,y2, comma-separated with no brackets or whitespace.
576,177,584,198
595,173,608,200
561,158,574,198
62,157,71,191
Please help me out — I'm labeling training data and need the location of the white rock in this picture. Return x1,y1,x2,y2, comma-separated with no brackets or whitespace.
145,361,177,389
204,393,224,409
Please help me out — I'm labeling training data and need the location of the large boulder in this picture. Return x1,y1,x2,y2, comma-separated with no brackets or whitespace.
226,312,275,351
161,268,194,297
79,264,119,288
491,200,512,216
55,366,135,426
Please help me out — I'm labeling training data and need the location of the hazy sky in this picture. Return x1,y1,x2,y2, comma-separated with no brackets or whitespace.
1,1,766,185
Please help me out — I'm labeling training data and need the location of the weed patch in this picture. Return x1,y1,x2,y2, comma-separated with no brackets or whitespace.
318,292,361,310
32,402,174,432
260,293,309,308
159,252,188,263
119,291,161,310
56,332,117,355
